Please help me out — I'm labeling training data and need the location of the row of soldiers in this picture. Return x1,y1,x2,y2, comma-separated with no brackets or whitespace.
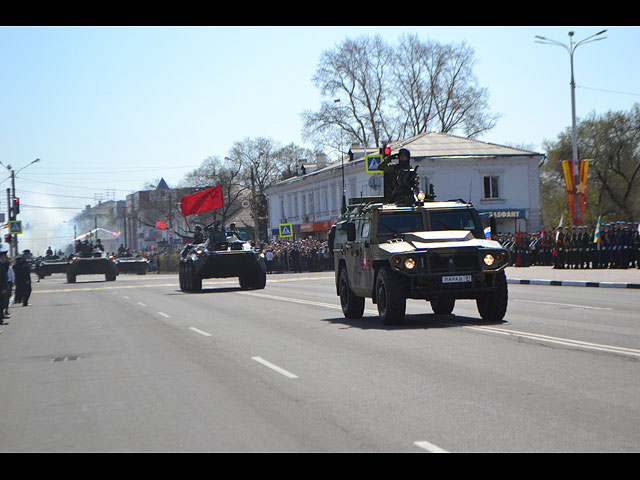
497,222,640,269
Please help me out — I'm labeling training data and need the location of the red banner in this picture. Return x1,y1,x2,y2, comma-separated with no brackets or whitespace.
180,185,223,217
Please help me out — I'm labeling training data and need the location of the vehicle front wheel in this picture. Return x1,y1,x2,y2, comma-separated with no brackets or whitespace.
476,270,508,322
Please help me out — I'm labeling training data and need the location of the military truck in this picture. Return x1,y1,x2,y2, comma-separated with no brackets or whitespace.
179,230,266,292
332,147,510,325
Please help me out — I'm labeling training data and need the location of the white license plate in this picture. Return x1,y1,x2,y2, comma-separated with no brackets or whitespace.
442,275,472,284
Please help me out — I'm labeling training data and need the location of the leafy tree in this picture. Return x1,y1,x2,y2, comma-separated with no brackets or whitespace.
541,103,640,226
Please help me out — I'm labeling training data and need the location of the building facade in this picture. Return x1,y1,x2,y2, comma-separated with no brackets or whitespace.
266,132,545,240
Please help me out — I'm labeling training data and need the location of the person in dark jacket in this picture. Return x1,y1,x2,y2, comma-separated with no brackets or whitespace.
0,251,9,324
13,250,32,307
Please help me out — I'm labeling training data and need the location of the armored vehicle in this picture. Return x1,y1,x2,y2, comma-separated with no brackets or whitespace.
114,253,149,275
37,256,70,279
179,231,266,292
332,147,510,325
67,249,117,283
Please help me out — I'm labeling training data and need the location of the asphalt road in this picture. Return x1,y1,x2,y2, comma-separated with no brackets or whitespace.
1,271,639,452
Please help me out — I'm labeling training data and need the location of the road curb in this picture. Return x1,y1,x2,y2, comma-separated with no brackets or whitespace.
507,278,640,289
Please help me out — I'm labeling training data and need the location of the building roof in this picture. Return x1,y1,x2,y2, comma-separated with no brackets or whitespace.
352,132,542,160
270,132,543,191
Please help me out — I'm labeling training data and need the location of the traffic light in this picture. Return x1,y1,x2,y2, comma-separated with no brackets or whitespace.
13,197,19,215
4,234,10,244
380,143,391,156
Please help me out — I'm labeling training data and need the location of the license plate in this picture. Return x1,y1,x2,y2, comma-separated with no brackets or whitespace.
442,275,472,284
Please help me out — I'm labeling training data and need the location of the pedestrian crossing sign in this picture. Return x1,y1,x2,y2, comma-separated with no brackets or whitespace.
365,154,383,174
279,223,293,238
9,220,22,234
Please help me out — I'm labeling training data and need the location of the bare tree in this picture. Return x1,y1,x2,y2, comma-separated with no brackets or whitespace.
302,35,394,152
303,33,499,154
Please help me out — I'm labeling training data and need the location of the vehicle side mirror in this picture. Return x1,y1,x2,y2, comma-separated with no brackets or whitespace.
346,222,356,242
490,216,497,238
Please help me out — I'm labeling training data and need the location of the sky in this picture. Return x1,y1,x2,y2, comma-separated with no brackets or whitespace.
1,25,639,254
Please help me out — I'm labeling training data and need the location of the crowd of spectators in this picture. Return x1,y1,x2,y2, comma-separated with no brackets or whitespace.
495,222,640,269
263,238,333,273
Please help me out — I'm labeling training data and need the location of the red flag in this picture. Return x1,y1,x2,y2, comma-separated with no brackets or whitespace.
180,185,223,217
155,221,168,229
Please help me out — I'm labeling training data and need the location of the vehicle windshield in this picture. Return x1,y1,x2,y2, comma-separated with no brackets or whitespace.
378,213,423,234
429,210,484,238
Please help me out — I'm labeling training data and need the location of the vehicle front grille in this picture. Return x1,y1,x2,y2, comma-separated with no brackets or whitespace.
425,251,479,273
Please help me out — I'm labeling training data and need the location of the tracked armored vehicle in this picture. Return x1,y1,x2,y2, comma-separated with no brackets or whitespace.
37,256,70,279
332,146,510,325
114,254,149,275
67,249,117,283
179,231,266,292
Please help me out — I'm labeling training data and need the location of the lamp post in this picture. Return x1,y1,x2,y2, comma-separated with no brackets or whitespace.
535,29,607,224
0,158,40,256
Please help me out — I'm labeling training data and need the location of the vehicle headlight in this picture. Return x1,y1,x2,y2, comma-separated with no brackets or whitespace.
196,248,204,255
483,254,495,266
404,257,416,270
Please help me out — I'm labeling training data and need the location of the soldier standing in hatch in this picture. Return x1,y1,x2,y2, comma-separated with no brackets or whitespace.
192,225,205,244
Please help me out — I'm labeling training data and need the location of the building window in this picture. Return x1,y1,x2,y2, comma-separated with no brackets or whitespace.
483,175,500,199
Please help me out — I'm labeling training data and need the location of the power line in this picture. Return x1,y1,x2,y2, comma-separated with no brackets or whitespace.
577,84,640,97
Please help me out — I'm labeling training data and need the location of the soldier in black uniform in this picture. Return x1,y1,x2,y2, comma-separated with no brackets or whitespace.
207,220,227,251
379,148,419,204
579,226,589,268
554,227,565,269
0,250,9,325
13,250,32,307
192,225,205,244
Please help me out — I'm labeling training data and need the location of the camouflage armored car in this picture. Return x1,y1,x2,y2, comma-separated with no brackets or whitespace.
67,249,117,283
331,147,510,325
179,229,266,292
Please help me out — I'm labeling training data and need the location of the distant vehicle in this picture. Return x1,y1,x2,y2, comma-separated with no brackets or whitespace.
179,231,266,292
114,253,149,275
37,255,70,279
67,249,117,283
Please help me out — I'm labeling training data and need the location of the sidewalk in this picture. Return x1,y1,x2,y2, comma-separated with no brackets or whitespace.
506,265,640,289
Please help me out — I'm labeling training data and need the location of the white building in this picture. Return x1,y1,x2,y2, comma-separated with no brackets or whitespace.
266,132,545,240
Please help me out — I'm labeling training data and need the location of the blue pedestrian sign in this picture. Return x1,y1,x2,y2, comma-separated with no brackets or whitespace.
9,220,22,234
279,223,293,238
365,154,383,174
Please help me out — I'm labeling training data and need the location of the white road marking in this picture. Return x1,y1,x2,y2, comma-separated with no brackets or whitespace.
137,302,146,307
414,440,449,453
239,291,640,359
251,357,298,379
189,327,212,337
513,298,612,310
157,312,170,318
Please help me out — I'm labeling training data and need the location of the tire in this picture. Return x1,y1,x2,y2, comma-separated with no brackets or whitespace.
431,296,455,315
189,263,202,292
476,270,508,322
338,267,364,319
375,267,406,325
179,263,186,291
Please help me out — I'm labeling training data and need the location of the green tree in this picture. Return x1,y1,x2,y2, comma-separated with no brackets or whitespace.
542,104,640,226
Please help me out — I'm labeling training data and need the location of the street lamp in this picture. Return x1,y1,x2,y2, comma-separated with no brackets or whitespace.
535,29,607,223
